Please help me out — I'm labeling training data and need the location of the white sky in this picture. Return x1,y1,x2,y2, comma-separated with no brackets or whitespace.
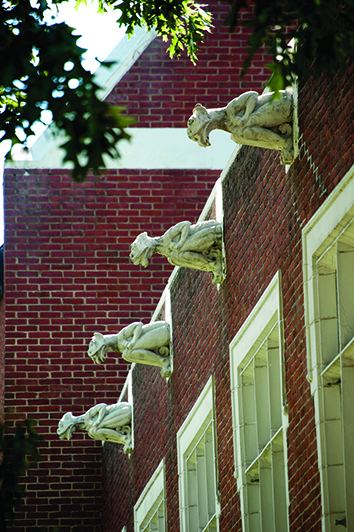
48,0,126,72
0,0,126,245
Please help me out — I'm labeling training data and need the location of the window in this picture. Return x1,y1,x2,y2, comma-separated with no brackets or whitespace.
229,272,289,532
177,376,220,532
134,459,166,532
303,165,354,531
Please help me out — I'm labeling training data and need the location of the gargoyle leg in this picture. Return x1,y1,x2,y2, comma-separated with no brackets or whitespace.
233,126,291,150
168,250,219,273
122,348,169,368
96,409,131,429
88,427,128,444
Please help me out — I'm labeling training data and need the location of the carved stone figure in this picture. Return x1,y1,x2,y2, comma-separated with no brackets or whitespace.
57,402,132,453
187,90,294,164
87,321,171,377
130,220,224,284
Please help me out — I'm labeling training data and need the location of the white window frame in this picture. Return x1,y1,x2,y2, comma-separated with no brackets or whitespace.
151,283,174,376
116,367,134,452
134,459,166,532
303,164,354,531
177,376,221,532
229,271,289,532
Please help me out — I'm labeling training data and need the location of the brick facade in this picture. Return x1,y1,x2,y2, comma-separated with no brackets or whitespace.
0,296,4,421
3,2,281,531
105,1,271,126
3,168,220,531
101,65,354,532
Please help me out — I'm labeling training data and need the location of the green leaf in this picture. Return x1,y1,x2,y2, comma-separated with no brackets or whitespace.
0,419,43,530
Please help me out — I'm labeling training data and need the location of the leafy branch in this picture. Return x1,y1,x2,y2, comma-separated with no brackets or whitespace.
2,0,354,181
0,0,133,182
0,419,43,531
223,0,354,91
76,0,213,63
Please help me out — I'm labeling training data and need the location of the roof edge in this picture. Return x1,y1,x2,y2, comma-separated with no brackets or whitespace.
22,26,157,163
95,26,157,100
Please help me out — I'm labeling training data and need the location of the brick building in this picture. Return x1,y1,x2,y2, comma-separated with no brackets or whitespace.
105,62,354,532
1,3,274,531
5,3,354,532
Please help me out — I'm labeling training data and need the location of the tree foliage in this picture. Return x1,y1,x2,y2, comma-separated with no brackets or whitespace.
1,0,354,181
224,0,354,92
0,419,43,530
85,0,354,91
95,0,213,61
1,0,132,182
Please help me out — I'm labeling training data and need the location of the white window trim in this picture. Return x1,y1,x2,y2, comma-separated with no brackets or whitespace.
151,285,174,377
177,375,220,532
229,271,289,530
229,271,284,376
168,176,226,292
302,164,354,531
302,163,354,393
134,459,166,532
117,367,134,452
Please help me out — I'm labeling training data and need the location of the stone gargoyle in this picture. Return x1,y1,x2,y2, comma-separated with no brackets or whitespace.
87,320,171,377
57,401,132,453
130,220,224,284
187,90,294,164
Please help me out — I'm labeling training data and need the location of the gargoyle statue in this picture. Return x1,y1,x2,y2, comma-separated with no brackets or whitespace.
88,321,171,378
187,90,294,164
130,220,224,284
57,402,132,453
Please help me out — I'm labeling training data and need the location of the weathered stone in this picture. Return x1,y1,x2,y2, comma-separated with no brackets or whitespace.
130,220,224,284
88,321,171,377
57,402,133,453
187,90,294,164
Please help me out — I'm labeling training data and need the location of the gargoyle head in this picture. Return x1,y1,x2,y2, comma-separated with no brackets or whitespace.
88,332,107,364
57,412,76,440
130,232,154,267
187,104,211,147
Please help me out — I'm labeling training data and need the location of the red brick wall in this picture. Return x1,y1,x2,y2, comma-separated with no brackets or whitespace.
103,65,354,532
2,2,277,529
285,66,354,531
3,169,218,532
0,295,4,421
106,1,272,126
